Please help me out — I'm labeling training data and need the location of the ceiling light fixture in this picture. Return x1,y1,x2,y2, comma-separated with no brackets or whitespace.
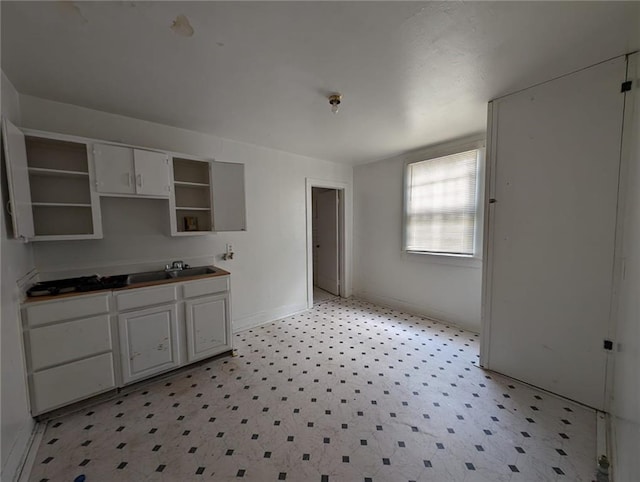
328,93,342,114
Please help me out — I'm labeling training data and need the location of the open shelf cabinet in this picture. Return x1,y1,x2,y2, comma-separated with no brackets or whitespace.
24,136,99,239
171,157,212,234
2,119,102,241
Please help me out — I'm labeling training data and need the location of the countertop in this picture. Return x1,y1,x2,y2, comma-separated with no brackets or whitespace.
24,266,230,303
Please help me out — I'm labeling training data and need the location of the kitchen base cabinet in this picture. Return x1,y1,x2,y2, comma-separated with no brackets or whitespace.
185,294,229,362
22,293,115,415
21,271,232,416
118,304,180,384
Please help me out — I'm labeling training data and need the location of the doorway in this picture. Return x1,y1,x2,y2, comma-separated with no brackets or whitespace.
312,187,340,301
305,178,350,308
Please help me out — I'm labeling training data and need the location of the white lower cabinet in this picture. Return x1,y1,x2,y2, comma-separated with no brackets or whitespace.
118,303,180,384
22,293,116,415
185,294,229,362
22,273,231,416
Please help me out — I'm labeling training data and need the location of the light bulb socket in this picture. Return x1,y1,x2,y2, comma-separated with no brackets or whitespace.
328,93,342,113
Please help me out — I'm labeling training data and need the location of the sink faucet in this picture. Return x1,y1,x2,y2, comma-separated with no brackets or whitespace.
165,260,189,272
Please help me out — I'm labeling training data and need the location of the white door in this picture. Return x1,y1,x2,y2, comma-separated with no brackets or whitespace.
2,119,34,239
133,149,170,196
93,144,135,195
185,294,229,362
315,189,340,296
483,57,626,410
118,304,180,384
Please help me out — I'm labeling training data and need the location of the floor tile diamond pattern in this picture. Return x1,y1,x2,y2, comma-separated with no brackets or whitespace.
28,298,596,481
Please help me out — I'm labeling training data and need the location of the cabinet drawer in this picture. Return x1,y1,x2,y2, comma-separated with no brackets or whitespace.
28,315,112,371
182,276,229,299
115,284,177,311
31,352,115,415
25,293,110,327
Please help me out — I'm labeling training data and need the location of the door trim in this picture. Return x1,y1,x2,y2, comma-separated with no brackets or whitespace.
480,101,498,369
305,178,352,308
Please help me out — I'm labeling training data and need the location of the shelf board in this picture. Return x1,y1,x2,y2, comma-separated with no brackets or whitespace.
173,230,212,236
31,233,99,241
174,181,210,188
32,202,92,208
28,167,89,178
175,206,211,211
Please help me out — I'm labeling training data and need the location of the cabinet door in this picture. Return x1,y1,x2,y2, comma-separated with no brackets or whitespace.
185,294,230,362
93,144,135,194
134,149,170,197
119,304,180,384
212,161,246,231
2,119,35,239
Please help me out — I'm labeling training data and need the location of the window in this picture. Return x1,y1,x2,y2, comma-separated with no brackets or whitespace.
404,147,482,256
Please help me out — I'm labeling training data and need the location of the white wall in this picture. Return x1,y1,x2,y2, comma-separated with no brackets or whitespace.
611,54,640,482
18,94,352,331
1,72,35,480
353,145,482,333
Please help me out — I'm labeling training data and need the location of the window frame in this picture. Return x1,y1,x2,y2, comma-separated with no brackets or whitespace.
402,135,485,267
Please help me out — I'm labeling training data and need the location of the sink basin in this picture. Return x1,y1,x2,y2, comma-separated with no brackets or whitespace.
126,270,172,284
171,266,217,278
125,266,217,285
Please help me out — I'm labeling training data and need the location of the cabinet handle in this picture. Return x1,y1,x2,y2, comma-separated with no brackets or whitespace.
6,200,12,216
137,174,143,188
126,173,132,187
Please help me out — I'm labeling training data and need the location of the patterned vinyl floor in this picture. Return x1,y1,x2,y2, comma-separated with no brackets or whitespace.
28,297,596,481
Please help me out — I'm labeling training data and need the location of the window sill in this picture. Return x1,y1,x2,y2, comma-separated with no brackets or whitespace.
402,250,483,269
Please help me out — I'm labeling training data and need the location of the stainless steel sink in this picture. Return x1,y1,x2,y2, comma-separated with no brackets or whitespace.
126,270,172,284
171,266,217,278
126,266,216,285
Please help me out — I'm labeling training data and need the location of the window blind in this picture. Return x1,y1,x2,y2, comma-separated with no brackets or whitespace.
405,149,479,255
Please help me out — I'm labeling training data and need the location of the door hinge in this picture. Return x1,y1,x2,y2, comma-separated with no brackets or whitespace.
603,339,613,351
621,81,632,93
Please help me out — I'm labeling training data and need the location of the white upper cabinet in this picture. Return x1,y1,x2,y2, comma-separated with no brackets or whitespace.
2,119,102,241
169,158,246,235
3,122,245,241
2,119,34,240
93,144,170,197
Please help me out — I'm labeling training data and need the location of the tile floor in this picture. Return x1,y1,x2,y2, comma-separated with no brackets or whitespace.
28,298,597,481
313,286,338,304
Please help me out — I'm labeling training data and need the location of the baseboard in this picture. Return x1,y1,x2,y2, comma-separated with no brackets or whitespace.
354,290,480,334
1,419,37,482
232,302,309,333
597,410,610,481
16,423,44,482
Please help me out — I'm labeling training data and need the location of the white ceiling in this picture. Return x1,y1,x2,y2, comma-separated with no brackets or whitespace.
2,1,639,165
